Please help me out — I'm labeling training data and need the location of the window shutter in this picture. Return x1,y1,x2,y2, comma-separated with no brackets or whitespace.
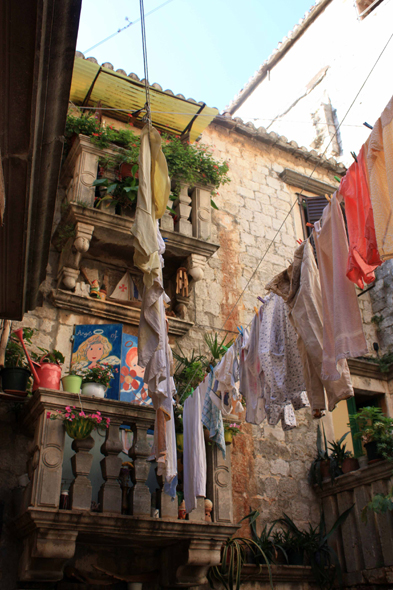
304,195,329,228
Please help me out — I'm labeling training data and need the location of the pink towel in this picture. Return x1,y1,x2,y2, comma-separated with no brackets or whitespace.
313,193,367,380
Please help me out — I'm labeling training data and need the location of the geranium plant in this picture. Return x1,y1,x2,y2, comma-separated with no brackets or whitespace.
48,406,110,440
224,423,242,437
81,364,116,388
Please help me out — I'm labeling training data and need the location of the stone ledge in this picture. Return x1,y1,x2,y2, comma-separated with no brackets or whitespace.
348,357,393,381
279,168,339,194
316,459,393,498
15,507,238,541
51,289,194,336
55,203,220,262
241,564,315,583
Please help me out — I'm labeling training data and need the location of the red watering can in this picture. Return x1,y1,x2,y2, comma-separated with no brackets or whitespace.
13,328,40,385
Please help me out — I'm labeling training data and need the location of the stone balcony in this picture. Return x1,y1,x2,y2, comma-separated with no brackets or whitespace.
317,459,393,587
14,389,236,585
52,135,219,331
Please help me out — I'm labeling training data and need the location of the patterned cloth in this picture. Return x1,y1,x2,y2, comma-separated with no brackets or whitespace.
201,372,226,458
258,293,307,429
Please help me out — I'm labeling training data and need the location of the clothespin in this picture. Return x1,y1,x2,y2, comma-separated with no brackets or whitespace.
334,176,341,183
209,364,214,372
257,296,266,304
222,345,229,352
162,237,168,242
350,151,358,164
325,193,331,203
363,122,373,130
236,326,243,336
296,239,303,245
254,306,259,315
306,222,314,228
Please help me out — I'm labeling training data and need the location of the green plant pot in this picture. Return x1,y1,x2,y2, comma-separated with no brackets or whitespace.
224,431,233,445
176,433,183,452
1,367,31,394
365,441,383,462
64,418,95,440
62,375,82,394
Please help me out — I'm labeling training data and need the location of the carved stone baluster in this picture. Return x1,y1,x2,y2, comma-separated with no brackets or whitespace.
187,497,206,521
157,474,178,520
160,207,174,231
99,422,123,513
57,222,94,290
129,422,152,516
69,436,95,510
206,442,233,523
175,184,192,236
191,185,212,240
27,410,65,509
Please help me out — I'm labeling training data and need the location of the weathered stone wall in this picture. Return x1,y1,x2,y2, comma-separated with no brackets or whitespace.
369,260,393,355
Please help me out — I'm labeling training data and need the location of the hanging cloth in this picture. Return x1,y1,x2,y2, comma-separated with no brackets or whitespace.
267,240,354,412
339,144,382,287
201,371,226,458
258,293,307,429
313,193,367,381
367,95,393,261
131,125,170,288
241,313,266,425
183,386,207,514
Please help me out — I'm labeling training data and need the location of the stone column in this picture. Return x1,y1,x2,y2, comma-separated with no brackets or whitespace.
27,412,65,509
129,423,152,516
99,422,123,513
57,221,94,290
175,184,192,236
69,435,95,510
160,207,174,231
206,443,233,524
191,185,212,241
157,474,178,520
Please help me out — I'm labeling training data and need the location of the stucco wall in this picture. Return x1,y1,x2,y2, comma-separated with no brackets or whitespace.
234,0,393,166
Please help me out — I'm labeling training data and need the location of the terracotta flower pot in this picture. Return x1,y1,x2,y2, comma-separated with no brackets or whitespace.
81,382,107,398
61,375,82,394
33,363,62,391
320,459,331,479
64,418,95,440
341,457,359,474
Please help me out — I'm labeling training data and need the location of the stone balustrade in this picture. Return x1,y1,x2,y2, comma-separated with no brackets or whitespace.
317,460,393,587
16,389,236,584
59,134,214,241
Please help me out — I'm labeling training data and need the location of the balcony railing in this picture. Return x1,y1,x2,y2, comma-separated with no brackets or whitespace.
15,389,237,584
317,460,393,587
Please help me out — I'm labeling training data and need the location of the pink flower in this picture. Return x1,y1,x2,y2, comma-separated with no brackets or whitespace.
65,413,70,418
71,414,75,419
73,406,76,409
97,412,101,415
46,412,51,419
79,411,86,417
65,406,71,412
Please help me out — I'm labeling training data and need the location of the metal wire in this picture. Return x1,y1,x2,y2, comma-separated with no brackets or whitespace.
139,0,151,124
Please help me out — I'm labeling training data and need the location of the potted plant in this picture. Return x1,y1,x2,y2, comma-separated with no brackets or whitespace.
247,510,287,565
81,363,115,398
224,422,242,445
93,158,139,217
328,431,359,474
349,406,392,462
0,327,33,394
32,349,65,391
61,370,83,394
48,406,110,440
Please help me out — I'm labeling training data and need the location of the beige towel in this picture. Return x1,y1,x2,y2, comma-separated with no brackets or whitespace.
367,95,393,260
266,240,353,412
313,194,367,380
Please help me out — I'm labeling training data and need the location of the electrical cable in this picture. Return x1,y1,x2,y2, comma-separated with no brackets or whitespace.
83,0,176,54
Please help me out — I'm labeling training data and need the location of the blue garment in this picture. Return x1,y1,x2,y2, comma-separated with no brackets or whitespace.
201,371,226,459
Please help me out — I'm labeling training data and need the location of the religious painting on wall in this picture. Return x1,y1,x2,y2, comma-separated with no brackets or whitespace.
71,324,122,400
120,333,151,406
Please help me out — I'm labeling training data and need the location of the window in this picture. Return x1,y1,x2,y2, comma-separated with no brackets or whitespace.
298,195,329,259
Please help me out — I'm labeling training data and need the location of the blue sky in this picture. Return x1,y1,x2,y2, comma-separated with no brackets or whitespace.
76,0,314,111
